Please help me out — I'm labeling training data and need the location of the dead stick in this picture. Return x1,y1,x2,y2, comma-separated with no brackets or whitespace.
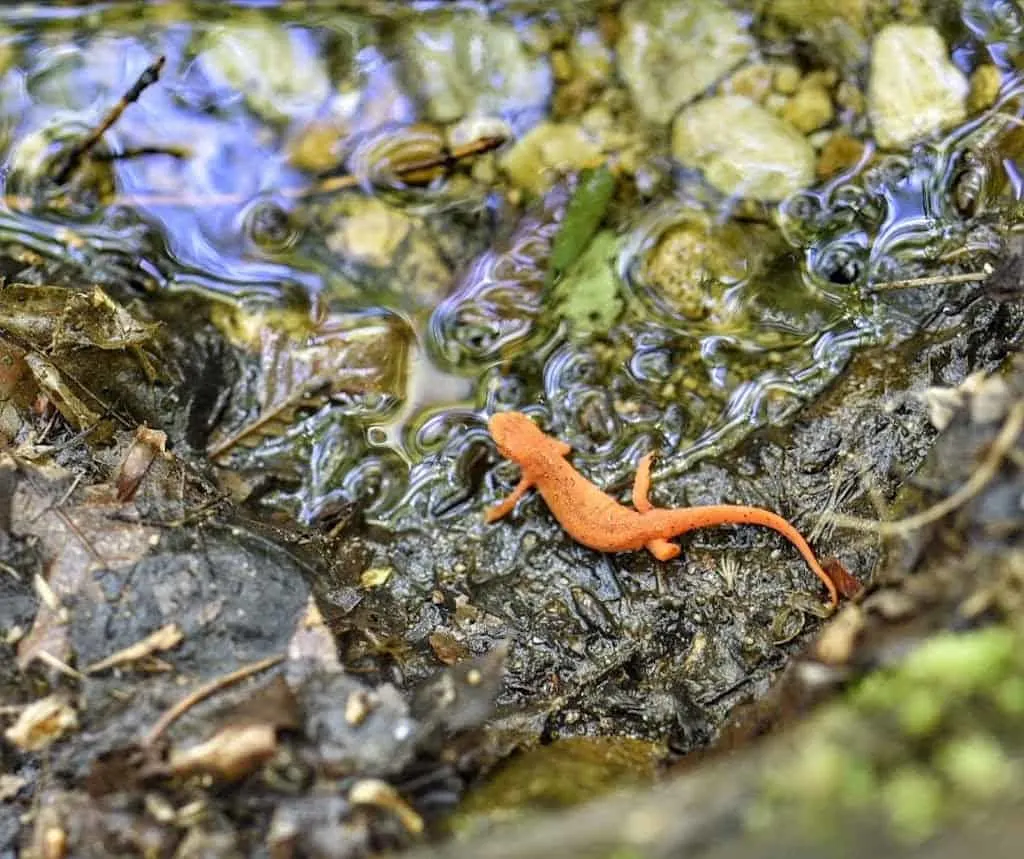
52,55,166,185
91,144,191,162
827,400,1024,535
868,271,990,291
143,654,283,746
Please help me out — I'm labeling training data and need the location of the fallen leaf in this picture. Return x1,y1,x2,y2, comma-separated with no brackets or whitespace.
114,425,168,502
168,722,278,782
4,695,78,751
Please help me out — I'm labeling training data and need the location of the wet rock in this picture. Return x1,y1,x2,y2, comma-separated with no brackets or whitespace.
672,95,815,200
726,63,775,102
398,13,552,124
640,214,781,323
327,198,412,268
500,122,602,195
768,0,868,32
618,0,752,124
816,131,866,179
867,24,968,149
773,63,802,96
287,119,347,173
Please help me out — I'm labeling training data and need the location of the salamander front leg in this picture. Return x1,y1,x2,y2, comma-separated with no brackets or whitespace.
632,453,681,561
484,476,534,523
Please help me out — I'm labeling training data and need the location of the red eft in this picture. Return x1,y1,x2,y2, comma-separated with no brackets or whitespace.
485,411,839,608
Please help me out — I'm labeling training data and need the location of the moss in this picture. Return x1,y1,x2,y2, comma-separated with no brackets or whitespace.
935,733,1014,800
897,687,944,737
882,766,944,843
996,676,1024,716
752,625,1024,846
896,629,1015,695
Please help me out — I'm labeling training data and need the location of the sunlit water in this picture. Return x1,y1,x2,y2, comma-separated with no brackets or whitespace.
0,2,1022,527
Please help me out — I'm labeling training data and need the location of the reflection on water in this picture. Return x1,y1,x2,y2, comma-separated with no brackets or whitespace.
0,2,1021,524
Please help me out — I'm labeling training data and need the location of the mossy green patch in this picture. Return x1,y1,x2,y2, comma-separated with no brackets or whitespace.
752,625,1024,847
552,230,624,335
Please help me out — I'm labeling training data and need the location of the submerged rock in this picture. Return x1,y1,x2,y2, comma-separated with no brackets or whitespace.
500,121,602,195
618,0,752,124
768,0,868,33
199,23,332,122
781,81,835,134
672,94,815,201
398,13,552,124
867,24,969,149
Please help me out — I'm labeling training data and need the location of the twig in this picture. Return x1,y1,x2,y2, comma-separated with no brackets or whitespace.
35,650,87,682
143,654,283,746
826,400,1024,535
295,133,506,200
52,55,166,185
86,623,183,674
9,132,505,211
868,271,990,292
28,473,83,524
90,144,191,162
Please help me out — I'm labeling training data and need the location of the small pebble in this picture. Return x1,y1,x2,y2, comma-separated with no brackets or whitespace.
782,84,835,133
968,64,1002,113
774,64,802,95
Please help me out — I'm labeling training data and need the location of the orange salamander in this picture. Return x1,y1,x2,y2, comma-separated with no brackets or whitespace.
485,411,839,608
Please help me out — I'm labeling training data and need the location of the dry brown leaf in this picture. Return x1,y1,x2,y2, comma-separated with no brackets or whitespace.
168,722,278,782
815,605,866,666
287,596,341,670
114,425,168,502
4,694,78,751
348,779,424,835
13,459,160,671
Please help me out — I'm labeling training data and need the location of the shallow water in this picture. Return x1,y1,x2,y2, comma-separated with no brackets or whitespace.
0,0,1021,530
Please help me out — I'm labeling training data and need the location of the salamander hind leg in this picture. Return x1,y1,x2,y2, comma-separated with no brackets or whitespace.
632,453,681,560
485,476,534,523
646,538,680,561
632,452,656,513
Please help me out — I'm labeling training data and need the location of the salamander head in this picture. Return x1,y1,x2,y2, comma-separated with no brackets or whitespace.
488,411,553,462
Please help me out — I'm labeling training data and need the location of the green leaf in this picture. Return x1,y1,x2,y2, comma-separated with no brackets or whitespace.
546,165,616,289
552,230,624,335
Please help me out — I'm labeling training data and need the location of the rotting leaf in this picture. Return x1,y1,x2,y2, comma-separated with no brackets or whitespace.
85,744,158,797
545,165,616,288
168,675,300,782
4,694,78,751
168,722,279,782
0,284,162,436
113,425,168,502
428,631,470,666
13,456,161,670
207,306,410,459
0,284,158,353
22,352,105,433
219,673,302,732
